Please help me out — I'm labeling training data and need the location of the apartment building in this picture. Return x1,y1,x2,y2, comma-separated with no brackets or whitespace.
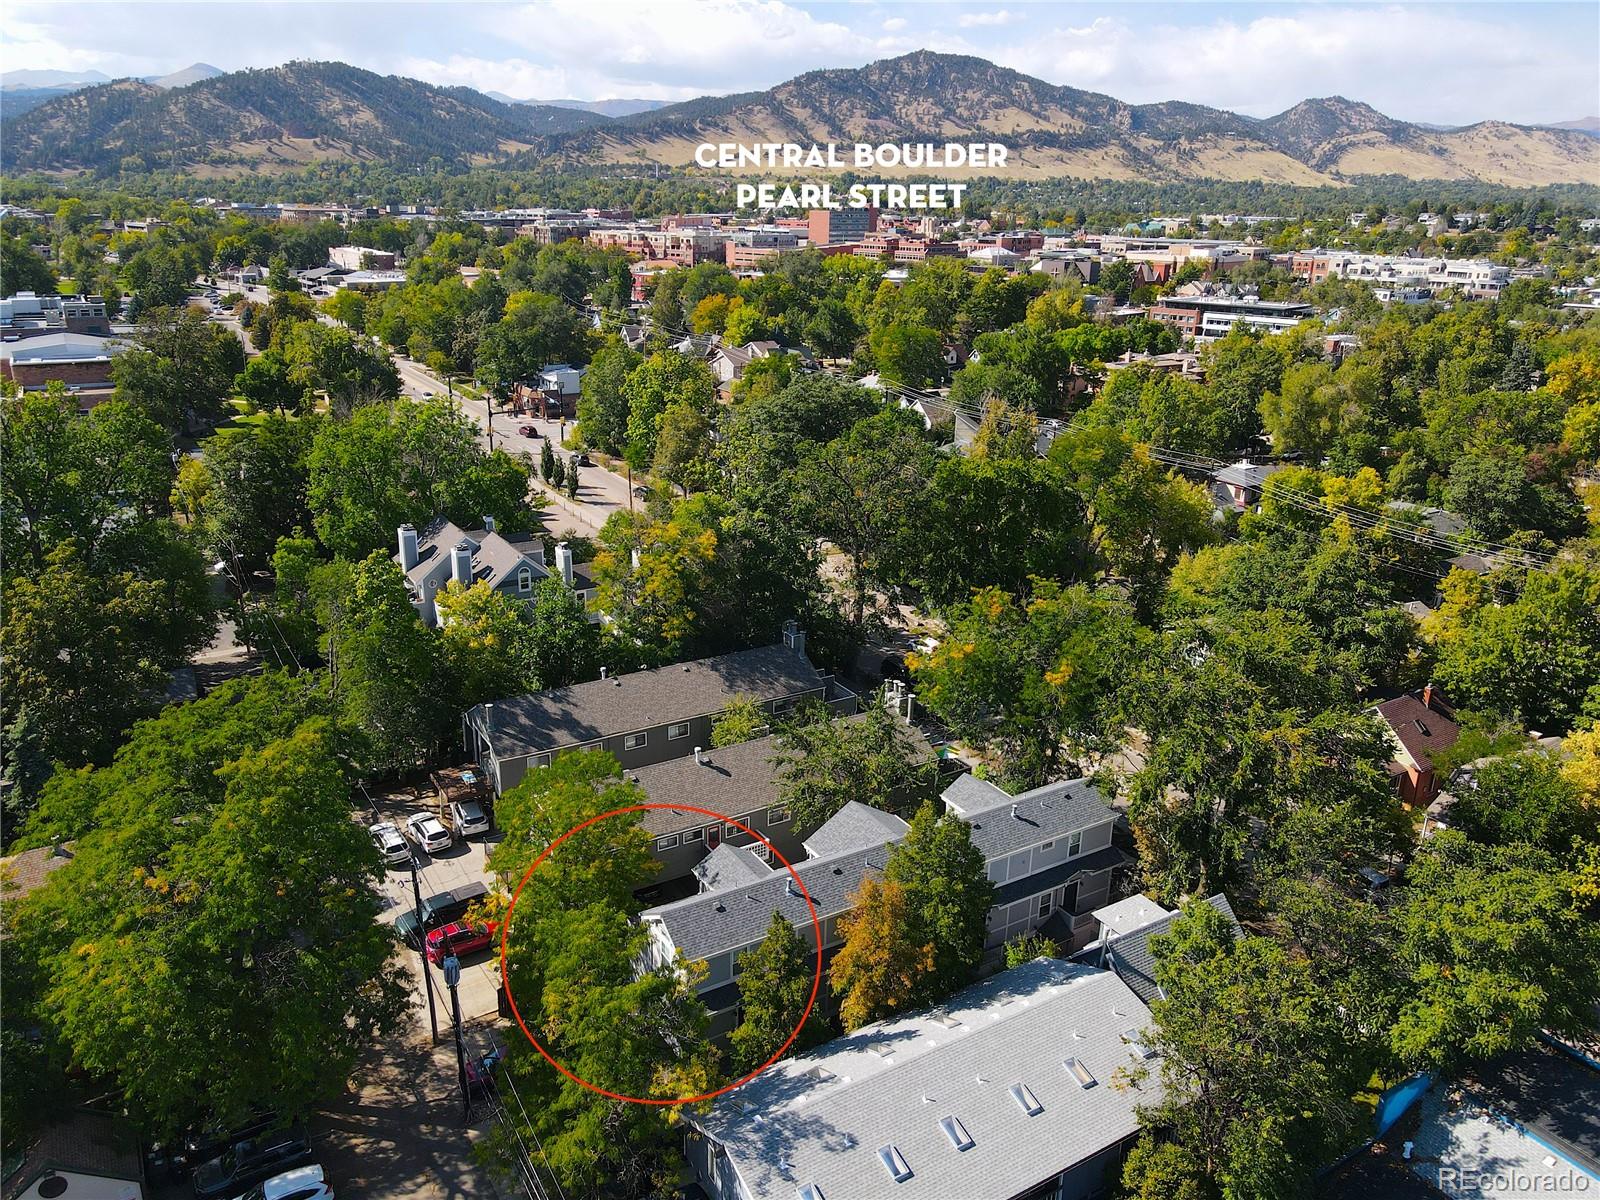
684,957,1159,1200
394,518,590,628
463,624,858,795
638,773,1123,1036
1293,251,1510,300
1146,295,1313,342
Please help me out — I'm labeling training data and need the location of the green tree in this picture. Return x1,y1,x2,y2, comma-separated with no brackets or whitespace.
0,235,57,296
433,580,541,708
729,912,820,1074
654,399,715,495
236,350,305,416
202,414,317,568
282,321,402,416
1122,902,1369,1200
773,707,936,830
829,877,934,1030
11,676,405,1138
1449,751,1597,852
711,696,769,748
867,323,944,387
112,306,246,433
526,574,601,688
885,802,995,1000
911,581,1138,789
623,351,717,468
1390,833,1600,1071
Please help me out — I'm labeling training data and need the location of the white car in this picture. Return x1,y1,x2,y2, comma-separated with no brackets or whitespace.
405,812,452,854
450,799,490,838
235,1163,333,1200
368,821,410,865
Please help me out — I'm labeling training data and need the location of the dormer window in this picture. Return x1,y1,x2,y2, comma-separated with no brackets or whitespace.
517,566,533,594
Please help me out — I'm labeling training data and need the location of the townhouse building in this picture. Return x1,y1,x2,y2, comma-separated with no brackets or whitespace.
684,957,1160,1200
463,624,858,796
394,518,593,628
638,773,1124,1037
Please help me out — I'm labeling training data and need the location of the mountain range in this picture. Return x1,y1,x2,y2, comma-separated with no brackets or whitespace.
1,52,1595,186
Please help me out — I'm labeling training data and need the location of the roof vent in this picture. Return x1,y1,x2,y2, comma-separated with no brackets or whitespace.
614,677,622,686
786,878,802,899
714,901,726,913
1010,804,1019,819
867,1042,893,1058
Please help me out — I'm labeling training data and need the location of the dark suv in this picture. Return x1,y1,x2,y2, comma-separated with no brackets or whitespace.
394,880,489,950
190,1122,313,1199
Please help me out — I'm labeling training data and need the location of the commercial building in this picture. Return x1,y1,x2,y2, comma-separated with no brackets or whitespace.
1146,295,1313,342
0,331,126,396
807,207,878,246
328,245,397,271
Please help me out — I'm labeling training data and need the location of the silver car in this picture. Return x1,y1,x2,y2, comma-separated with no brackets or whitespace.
368,821,410,865
450,799,489,838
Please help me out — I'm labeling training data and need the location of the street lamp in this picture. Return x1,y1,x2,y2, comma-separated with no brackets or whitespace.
442,950,470,1122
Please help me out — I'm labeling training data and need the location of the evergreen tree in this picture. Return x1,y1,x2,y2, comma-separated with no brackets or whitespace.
729,912,820,1074
885,802,996,1002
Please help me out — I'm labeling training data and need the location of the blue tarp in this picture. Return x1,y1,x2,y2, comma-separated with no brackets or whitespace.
1376,1071,1432,1137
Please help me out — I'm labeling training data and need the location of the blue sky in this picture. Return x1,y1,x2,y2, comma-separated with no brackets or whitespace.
4,1,1597,125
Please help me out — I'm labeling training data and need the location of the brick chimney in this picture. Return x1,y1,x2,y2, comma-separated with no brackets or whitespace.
1422,682,1435,711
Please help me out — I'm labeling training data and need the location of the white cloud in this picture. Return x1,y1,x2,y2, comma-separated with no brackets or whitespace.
882,16,907,32
958,9,1019,28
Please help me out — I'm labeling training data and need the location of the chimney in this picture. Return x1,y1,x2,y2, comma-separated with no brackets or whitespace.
1422,682,1435,711
782,619,806,659
451,539,474,587
906,691,916,723
554,542,574,585
398,523,419,571
482,514,496,533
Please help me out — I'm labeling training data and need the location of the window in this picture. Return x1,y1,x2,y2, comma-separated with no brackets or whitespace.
1064,1057,1097,1088
772,697,791,713
1068,830,1083,857
1041,840,1055,851
1009,1083,1043,1116
623,732,648,751
939,1115,975,1152
768,805,791,824
667,721,691,740
1037,895,1052,918
876,1145,913,1183
682,827,704,844
654,834,679,851
517,566,533,593
724,823,743,840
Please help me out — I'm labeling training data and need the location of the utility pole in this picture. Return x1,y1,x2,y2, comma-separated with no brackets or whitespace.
443,950,470,1122
409,854,441,1043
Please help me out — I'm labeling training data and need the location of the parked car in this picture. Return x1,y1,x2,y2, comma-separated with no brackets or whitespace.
449,798,489,838
464,1046,505,1100
190,1123,313,1199
238,1163,333,1200
632,484,652,499
405,812,452,855
518,424,539,437
425,920,496,966
576,453,594,467
394,880,490,950
147,1112,281,1183
368,821,410,865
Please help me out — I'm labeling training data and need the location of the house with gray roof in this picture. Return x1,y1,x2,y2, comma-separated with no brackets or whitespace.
630,715,933,890
1075,892,1241,1005
638,773,1125,1037
395,517,595,627
683,958,1159,1200
463,623,857,794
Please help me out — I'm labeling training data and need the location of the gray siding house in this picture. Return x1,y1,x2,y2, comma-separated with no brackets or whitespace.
395,518,597,627
684,957,1159,1200
638,774,1126,1038
462,624,857,795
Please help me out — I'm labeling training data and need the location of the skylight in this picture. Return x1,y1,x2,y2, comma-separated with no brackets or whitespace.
877,1145,913,1183
1123,1029,1157,1060
939,1115,975,1152
1064,1057,1097,1088
932,1012,962,1029
1009,1082,1043,1116
797,1185,826,1200
807,1065,836,1083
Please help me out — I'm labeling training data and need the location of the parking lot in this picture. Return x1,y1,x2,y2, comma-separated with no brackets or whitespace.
367,782,506,1027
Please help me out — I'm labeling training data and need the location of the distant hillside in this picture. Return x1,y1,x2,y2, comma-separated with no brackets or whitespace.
3,51,1594,185
1544,116,1600,139
149,63,225,90
550,50,1599,187
0,61,607,173
0,68,111,90
544,98,668,118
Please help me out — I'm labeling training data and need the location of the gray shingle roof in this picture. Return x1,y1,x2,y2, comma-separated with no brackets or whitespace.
688,959,1158,1200
1097,893,1240,1004
643,841,894,962
802,801,911,858
405,516,547,594
693,843,772,892
636,716,935,837
474,642,828,758
948,776,1117,860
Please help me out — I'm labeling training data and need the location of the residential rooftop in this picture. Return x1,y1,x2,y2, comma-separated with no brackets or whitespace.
688,958,1158,1200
